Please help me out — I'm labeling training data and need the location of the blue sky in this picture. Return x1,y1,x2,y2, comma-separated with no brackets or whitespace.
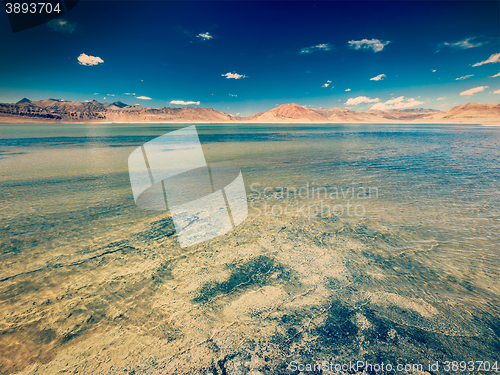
0,1,499,115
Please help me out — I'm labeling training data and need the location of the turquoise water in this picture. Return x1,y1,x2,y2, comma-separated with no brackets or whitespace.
1,123,499,374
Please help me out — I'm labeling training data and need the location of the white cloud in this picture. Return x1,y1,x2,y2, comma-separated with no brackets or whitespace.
124,93,136,96
370,74,386,81
47,18,76,33
197,32,213,40
460,86,488,96
107,94,115,96
455,74,474,80
170,100,200,105
385,96,405,105
300,43,332,54
432,69,437,72
370,96,424,111
93,93,99,95
229,94,237,97
78,53,104,66
493,90,500,94
345,88,351,91
222,72,247,79
437,97,446,101
136,96,152,100
345,96,380,106
472,53,500,67
440,37,486,50
348,39,390,53
322,80,332,88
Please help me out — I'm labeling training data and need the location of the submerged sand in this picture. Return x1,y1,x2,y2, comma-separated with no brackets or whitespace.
1,124,499,374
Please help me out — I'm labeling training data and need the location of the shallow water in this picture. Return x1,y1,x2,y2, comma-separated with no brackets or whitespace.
1,123,499,374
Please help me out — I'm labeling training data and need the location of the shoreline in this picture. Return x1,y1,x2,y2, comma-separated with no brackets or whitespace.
1,119,499,125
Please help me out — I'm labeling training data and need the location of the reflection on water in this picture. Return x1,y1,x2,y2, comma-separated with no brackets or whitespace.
0,123,499,374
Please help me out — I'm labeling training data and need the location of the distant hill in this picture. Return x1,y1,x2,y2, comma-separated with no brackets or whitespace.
246,103,449,123
245,103,499,123
0,99,499,123
0,99,234,123
419,103,500,123
246,103,327,122
390,108,440,113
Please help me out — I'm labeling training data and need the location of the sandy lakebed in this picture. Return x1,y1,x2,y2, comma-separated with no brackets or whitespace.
1,123,499,374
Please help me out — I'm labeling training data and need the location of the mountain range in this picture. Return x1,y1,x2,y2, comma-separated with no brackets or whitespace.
1,99,499,123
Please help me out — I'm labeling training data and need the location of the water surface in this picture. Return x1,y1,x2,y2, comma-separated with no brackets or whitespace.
1,123,499,374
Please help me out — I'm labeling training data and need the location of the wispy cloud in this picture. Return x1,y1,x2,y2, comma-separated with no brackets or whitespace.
322,80,332,88
170,100,200,105
107,94,115,96
78,53,104,66
47,18,76,33
439,37,487,50
460,86,488,96
370,74,386,81
472,53,500,67
345,96,380,106
93,93,99,95
370,96,424,111
348,39,390,52
222,72,247,79
490,72,500,77
136,96,152,100
229,94,237,97
300,43,332,54
455,74,474,80
432,69,437,72
437,97,446,101
197,32,213,40
493,89,500,94
345,88,351,91
124,93,136,96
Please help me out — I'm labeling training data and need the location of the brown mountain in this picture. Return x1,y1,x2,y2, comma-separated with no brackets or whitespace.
246,103,328,122
247,103,450,123
419,103,500,123
0,99,234,123
0,99,499,123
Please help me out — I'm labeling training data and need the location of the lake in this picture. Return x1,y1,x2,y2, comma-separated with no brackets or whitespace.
1,122,499,374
